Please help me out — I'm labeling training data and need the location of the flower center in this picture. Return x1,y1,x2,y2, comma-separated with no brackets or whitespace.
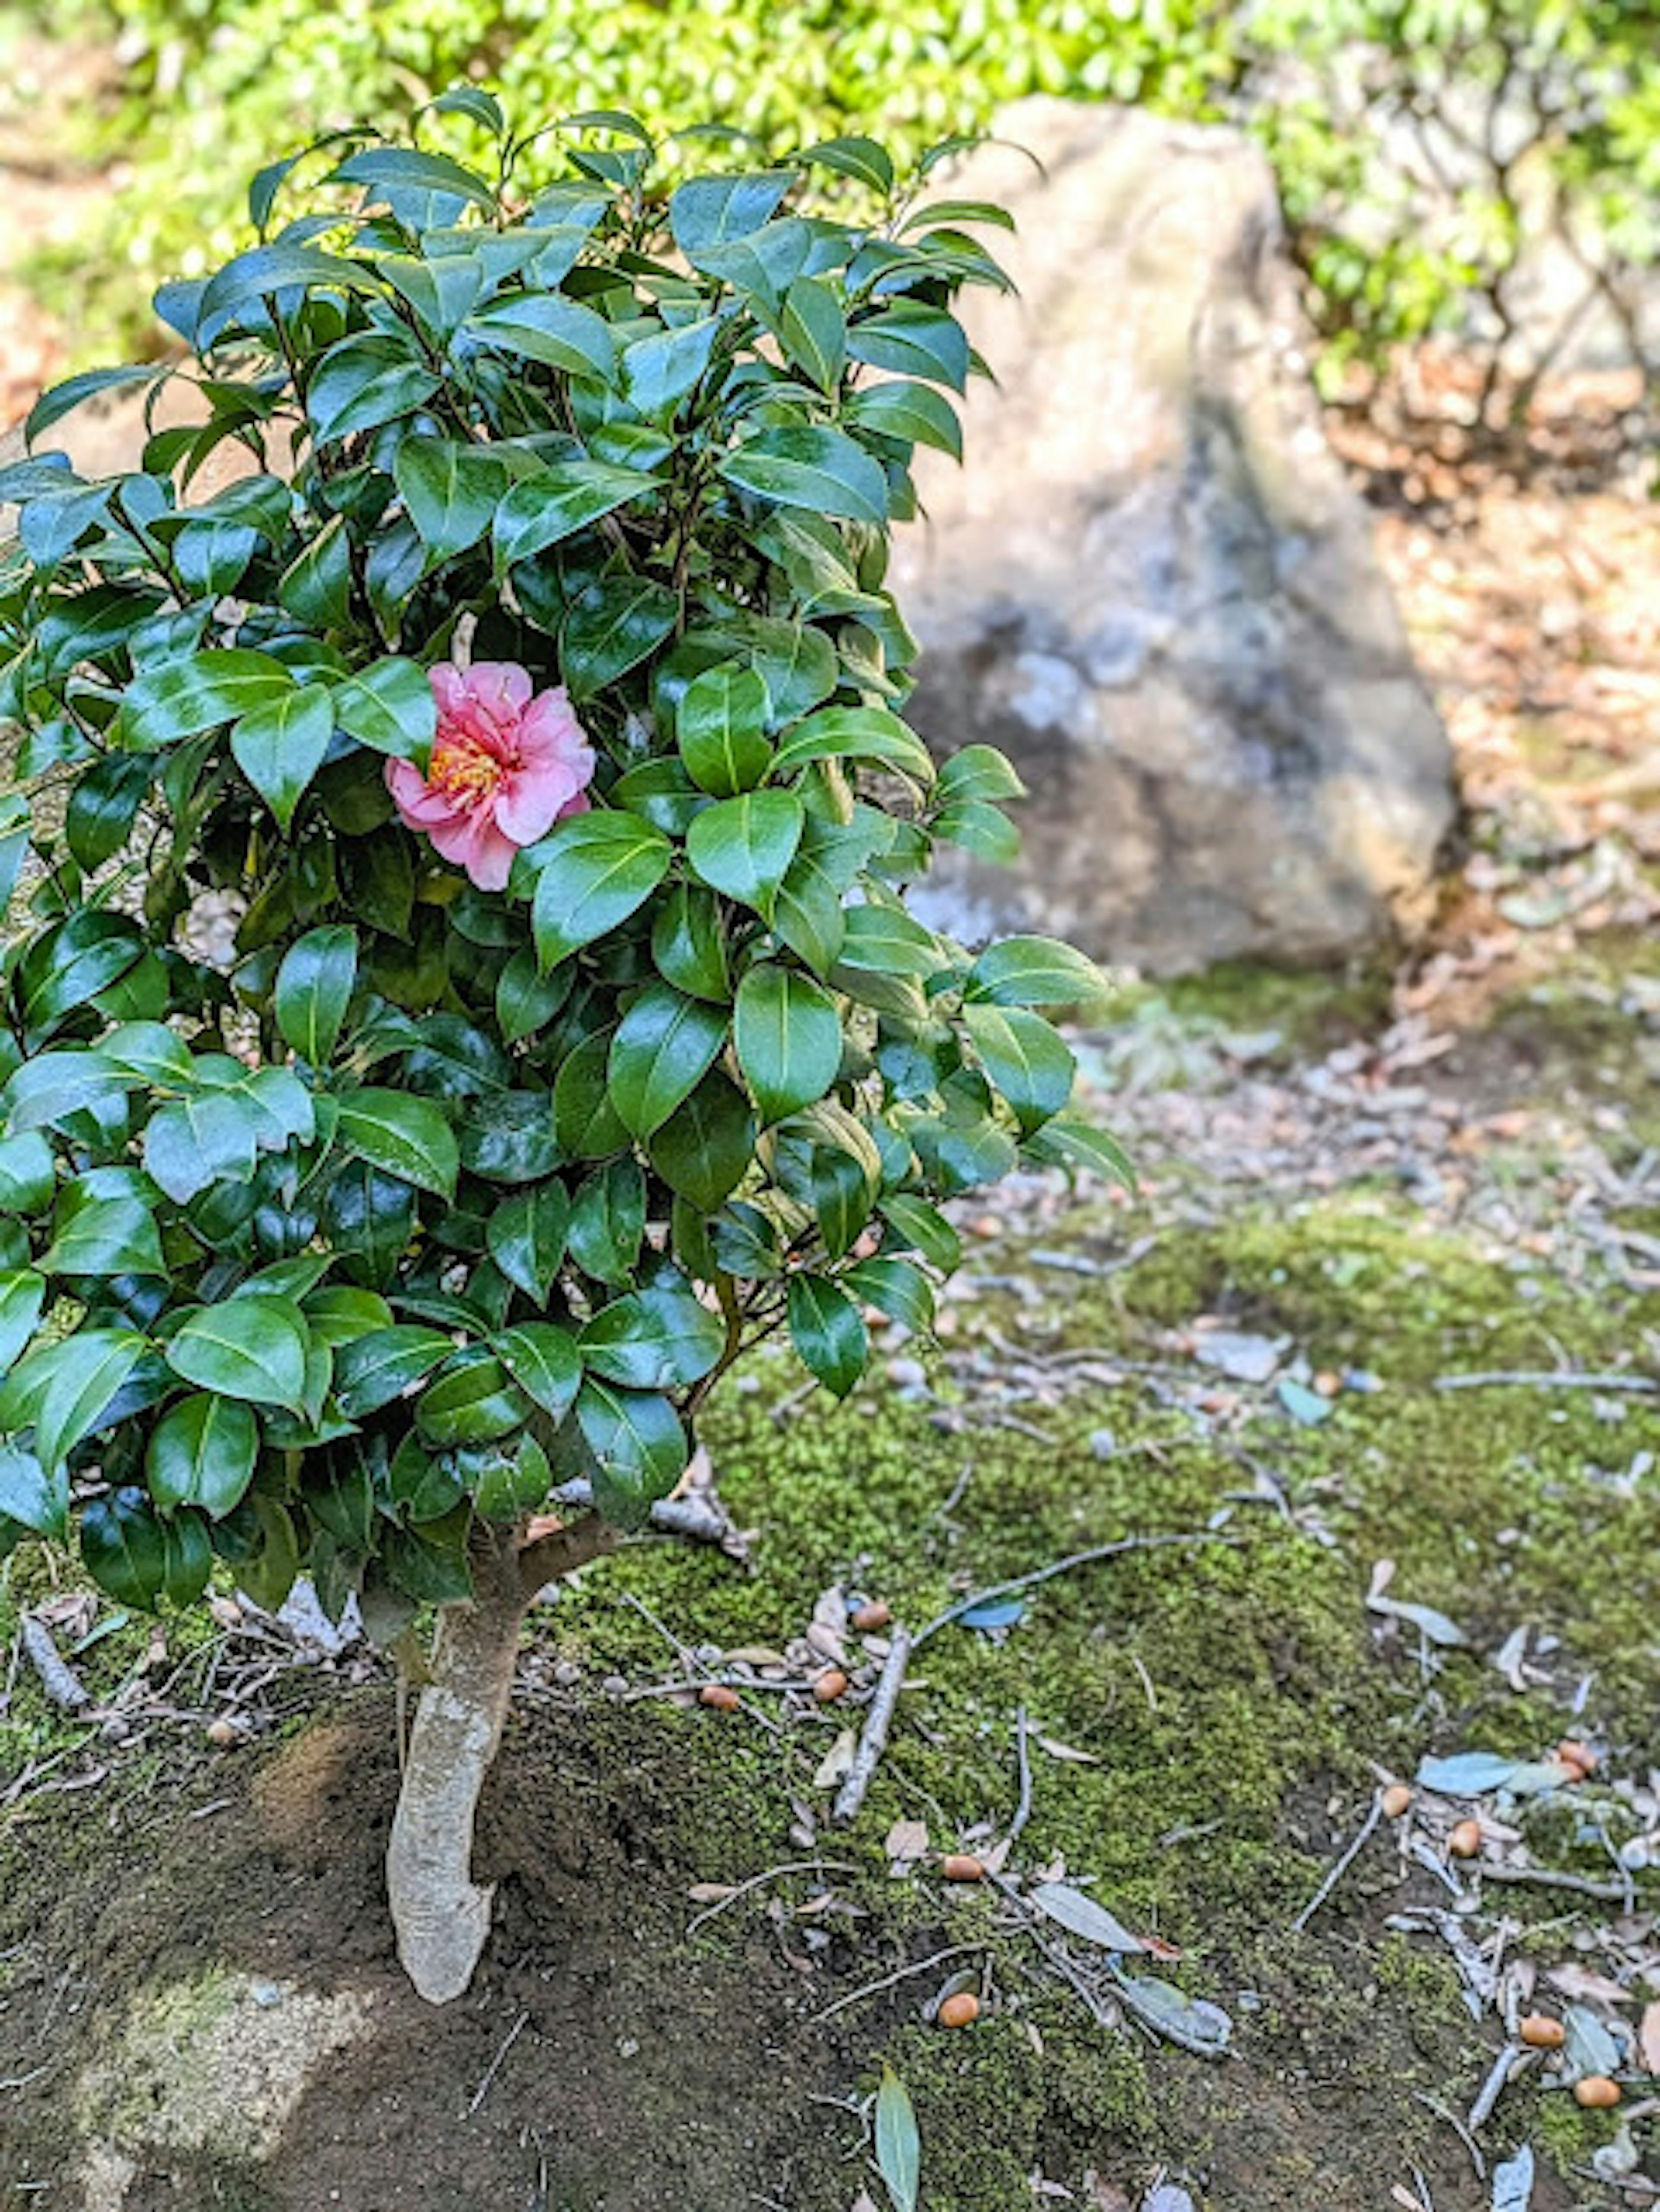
429,731,508,811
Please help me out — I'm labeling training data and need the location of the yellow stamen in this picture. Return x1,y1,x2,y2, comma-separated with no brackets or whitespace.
429,736,506,808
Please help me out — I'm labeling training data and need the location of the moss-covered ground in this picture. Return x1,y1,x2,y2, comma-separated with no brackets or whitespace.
2,951,1658,2209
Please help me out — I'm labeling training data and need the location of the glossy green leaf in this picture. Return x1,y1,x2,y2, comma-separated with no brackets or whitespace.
843,1254,935,1335
530,811,672,968
147,1392,259,1517
83,1485,212,1609
494,1321,582,1423
41,1195,164,1279
770,705,934,783
486,1180,571,1302
651,883,729,1002
393,437,508,562
335,1089,458,1198
686,789,803,918
734,963,843,1124
308,333,440,444
579,1280,724,1390
275,925,359,1066
964,936,1111,1009
121,648,294,749
65,754,154,871
335,1325,457,1417
607,985,728,1139
164,1298,309,1411
34,1328,147,1470
416,1352,529,1447
493,458,654,569
0,1443,67,1539
787,1274,867,1398
675,664,773,797
467,292,619,379
575,1378,688,1529
647,1069,755,1213
561,575,679,702
329,657,437,763
962,1003,1075,1133
565,1157,645,1284
778,276,847,392
719,427,888,527
230,683,335,832
0,1132,56,1215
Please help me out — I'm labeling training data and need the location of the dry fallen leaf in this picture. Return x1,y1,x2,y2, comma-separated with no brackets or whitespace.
1035,1735,1104,1765
1547,1963,1634,2006
884,1818,930,1864
1640,1999,1660,2075
686,1882,737,1905
814,1729,857,1790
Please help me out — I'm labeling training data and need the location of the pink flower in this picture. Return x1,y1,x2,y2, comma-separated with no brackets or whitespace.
386,661,596,891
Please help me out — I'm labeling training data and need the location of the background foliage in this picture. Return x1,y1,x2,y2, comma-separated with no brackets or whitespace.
21,0,1660,407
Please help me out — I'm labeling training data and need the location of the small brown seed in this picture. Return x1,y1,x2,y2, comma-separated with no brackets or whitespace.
1519,2014,1566,2050
937,1992,980,2029
205,1716,239,1749
1380,1783,1413,1819
699,1683,741,1712
813,1669,849,1704
1574,2075,1622,2109
1448,1818,1482,1858
1557,1739,1596,1776
850,1602,892,1633
941,1855,985,1883
1313,1371,1344,1398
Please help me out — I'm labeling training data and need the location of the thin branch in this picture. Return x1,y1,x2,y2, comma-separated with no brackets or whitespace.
809,1944,986,2025
466,2010,530,2119
685,1858,858,1937
1433,1370,1658,1395
832,1626,913,1826
1293,1795,1385,1934
1004,1705,1034,1848
913,1531,1239,1650
1477,1864,1636,1904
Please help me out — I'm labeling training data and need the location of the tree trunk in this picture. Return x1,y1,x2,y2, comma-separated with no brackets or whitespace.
385,1513,616,2005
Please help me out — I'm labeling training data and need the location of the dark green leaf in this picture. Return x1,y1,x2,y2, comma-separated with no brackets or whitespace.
647,1069,755,1213
1025,1117,1136,1192
848,377,962,460
495,1322,582,1423
66,755,154,871
879,1193,961,1270
561,575,679,701
122,649,294,748
670,171,794,253
147,1392,259,1517
787,1274,868,1398
566,1158,645,1284
936,743,1025,804
165,1298,309,1411
962,1004,1075,1133
848,302,970,390
964,936,1111,1009
0,1444,66,1539
779,276,847,391
720,427,888,527
607,985,728,1140
335,1089,458,1198
686,789,803,918
41,1195,164,1279
486,1181,571,1302
496,945,572,1043
836,903,946,976
734,963,843,1124
35,1328,148,1469
493,458,652,569
467,293,619,380
335,1325,457,1417
329,656,438,763
676,664,773,797
770,704,934,782
416,1351,529,1448
230,684,335,832
552,1030,629,1159
651,883,729,1002
275,925,359,1065
843,1255,935,1335
394,437,508,562
331,144,498,214
575,1379,688,1528
456,1088,561,1184
0,1132,55,1215
308,333,440,444
579,1280,724,1389
801,137,895,194
83,1486,211,1609
530,811,672,968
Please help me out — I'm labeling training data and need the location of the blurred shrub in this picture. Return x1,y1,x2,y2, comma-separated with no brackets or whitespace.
23,0,1660,417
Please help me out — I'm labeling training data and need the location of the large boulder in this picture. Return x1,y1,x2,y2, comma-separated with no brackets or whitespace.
893,100,1457,974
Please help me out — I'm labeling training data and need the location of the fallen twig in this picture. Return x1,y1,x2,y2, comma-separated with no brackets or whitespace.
1004,1705,1034,1848
1292,1795,1385,1934
913,1531,1239,1649
809,1943,986,2025
1477,1863,1635,1903
466,2009,530,2118
20,1615,89,1712
1433,1369,1658,1395
1412,2091,1486,2183
686,1858,857,1937
832,1626,913,1826
1466,2040,1526,2134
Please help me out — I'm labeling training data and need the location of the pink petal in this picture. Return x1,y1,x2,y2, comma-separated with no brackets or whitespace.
466,661,533,723
386,756,460,831
429,663,469,717
555,788,592,821
427,806,517,891
493,760,581,846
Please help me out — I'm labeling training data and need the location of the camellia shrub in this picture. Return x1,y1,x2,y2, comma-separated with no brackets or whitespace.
0,100,1124,2001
